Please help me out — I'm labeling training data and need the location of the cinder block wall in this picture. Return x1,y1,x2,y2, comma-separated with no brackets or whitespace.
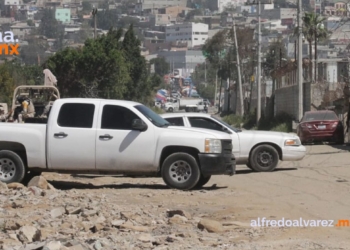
275,83,311,119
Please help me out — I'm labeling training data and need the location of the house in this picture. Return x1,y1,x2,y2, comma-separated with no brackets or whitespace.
10,23,35,39
165,22,208,48
208,0,247,12
135,0,187,14
55,8,71,24
157,50,206,77
323,0,348,16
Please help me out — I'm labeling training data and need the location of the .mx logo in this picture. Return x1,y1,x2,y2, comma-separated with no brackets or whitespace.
0,31,20,55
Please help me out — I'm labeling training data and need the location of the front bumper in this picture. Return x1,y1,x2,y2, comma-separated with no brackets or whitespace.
198,153,236,177
282,145,307,161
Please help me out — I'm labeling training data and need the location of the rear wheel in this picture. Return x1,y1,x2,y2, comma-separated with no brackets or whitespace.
249,145,279,172
161,153,200,190
0,150,26,184
168,107,173,112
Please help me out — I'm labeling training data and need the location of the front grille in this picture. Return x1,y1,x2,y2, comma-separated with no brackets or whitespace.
221,139,232,154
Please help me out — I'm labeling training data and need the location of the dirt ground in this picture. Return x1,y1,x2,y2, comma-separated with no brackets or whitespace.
1,144,350,249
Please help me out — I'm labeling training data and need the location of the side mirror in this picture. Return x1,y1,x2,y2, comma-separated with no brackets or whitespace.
131,119,148,132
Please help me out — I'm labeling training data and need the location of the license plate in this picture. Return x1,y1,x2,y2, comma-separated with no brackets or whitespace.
318,125,326,129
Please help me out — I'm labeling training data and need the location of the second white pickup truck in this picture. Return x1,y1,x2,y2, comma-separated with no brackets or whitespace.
0,98,235,190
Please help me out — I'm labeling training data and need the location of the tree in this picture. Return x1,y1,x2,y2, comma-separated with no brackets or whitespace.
0,64,15,105
149,57,170,77
185,9,203,22
44,26,160,103
38,8,65,40
294,12,328,81
122,24,150,102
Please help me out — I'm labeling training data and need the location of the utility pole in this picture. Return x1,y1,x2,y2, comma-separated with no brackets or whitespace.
92,7,98,39
204,60,207,83
233,20,244,116
257,0,261,124
214,68,218,108
297,0,303,120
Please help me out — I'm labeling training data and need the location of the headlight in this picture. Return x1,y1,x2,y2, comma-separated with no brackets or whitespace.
284,138,301,146
205,139,222,153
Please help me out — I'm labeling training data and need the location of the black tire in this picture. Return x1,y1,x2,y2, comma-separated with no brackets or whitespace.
161,153,200,190
168,107,173,112
246,163,254,170
194,175,211,189
22,171,42,186
0,150,26,184
249,145,279,172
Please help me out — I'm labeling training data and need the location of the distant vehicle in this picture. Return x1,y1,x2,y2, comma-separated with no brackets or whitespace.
296,110,344,144
161,113,306,172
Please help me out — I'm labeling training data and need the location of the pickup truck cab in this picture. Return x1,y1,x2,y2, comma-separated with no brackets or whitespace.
0,99,235,190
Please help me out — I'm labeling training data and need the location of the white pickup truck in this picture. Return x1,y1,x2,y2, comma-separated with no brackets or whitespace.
0,99,235,190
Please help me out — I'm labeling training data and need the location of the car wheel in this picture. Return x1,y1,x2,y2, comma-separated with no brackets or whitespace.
161,153,200,190
168,107,173,112
249,145,279,172
0,150,26,184
246,163,254,170
194,175,211,189
336,136,344,145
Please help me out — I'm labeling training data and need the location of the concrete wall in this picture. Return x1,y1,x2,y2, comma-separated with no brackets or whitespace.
274,82,311,119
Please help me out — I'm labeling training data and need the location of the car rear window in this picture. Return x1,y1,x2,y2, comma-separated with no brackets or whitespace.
302,112,338,121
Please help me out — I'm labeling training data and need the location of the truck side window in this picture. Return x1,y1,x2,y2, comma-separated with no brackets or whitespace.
101,105,140,130
57,103,95,128
164,117,184,126
188,117,223,132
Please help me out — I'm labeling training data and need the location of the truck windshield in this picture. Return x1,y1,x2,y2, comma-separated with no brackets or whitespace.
134,105,170,128
211,116,240,132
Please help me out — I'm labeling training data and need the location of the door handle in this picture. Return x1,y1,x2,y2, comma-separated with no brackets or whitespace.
99,134,113,140
54,132,68,138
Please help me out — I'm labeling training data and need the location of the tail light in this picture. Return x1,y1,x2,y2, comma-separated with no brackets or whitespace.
331,121,339,128
300,123,312,129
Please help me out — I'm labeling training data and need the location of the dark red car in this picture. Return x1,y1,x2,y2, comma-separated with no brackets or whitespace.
297,110,344,145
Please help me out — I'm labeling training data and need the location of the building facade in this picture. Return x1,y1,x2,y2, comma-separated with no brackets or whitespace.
135,0,187,13
165,22,208,48
55,8,71,24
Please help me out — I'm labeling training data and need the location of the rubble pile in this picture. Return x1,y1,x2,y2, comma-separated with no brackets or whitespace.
0,176,256,250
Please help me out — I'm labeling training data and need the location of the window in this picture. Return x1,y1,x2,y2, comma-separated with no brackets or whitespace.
165,117,184,126
101,105,140,130
57,103,95,128
188,117,224,132
134,105,170,127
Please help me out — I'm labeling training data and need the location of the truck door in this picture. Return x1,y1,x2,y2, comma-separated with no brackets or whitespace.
47,101,99,170
95,102,156,172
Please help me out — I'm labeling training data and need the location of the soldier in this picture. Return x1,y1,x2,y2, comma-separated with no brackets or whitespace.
17,96,35,123
0,108,6,121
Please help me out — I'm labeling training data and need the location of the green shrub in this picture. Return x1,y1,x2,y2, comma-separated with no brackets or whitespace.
270,123,290,132
150,106,165,114
220,110,293,132
222,114,244,128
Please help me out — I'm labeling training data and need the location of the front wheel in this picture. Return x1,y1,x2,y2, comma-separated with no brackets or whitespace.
249,145,279,172
161,153,200,190
0,150,26,184
194,175,211,189
168,107,173,112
